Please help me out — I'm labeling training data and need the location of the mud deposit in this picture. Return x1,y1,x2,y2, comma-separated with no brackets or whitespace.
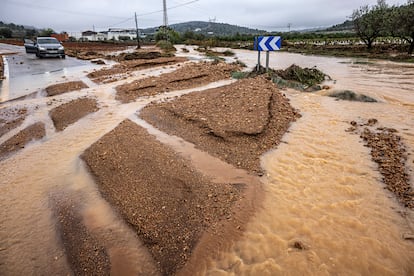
50,193,111,275
116,61,240,103
349,119,413,208
141,77,300,175
82,119,245,275
50,98,98,131
46,81,89,97
0,107,27,137
0,122,45,160
87,57,187,84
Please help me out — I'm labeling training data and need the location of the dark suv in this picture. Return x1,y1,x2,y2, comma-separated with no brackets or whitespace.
24,37,65,58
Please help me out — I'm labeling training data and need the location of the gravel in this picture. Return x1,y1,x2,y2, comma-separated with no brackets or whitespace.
348,119,413,209
49,98,99,131
45,81,89,97
115,61,240,103
82,119,243,275
0,122,45,160
141,76,300,175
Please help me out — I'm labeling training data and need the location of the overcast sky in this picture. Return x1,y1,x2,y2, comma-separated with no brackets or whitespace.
0,0,406,33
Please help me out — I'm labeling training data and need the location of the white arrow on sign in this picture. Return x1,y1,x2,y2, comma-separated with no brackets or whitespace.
257,36,281,51
269,36,280,50
259,37,269,51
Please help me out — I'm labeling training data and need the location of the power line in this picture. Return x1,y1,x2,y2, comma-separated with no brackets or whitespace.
137,0,200,17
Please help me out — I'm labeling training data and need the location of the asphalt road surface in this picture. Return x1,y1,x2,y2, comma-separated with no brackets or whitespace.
0,43,97,102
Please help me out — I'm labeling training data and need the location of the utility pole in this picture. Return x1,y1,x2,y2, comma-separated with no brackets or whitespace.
134,12,141,49
163,0,168,27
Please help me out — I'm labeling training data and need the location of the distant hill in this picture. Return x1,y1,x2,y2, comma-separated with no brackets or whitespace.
325,20,354,32
142,21,266,36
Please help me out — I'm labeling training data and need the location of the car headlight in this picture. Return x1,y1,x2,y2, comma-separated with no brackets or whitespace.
58,46,64,50
38,46,46,51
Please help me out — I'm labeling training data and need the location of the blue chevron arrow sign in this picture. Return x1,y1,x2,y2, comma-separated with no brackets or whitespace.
255,36,282,51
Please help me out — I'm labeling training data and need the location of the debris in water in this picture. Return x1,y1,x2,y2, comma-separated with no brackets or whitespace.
328,90,377,102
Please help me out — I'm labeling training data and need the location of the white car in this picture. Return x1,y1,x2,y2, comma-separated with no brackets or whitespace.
24,37,65,59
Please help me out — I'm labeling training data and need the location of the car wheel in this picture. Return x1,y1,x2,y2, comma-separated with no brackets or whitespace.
61,55,66,59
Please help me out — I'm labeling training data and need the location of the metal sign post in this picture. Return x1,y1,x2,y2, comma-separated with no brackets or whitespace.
254,36,282,72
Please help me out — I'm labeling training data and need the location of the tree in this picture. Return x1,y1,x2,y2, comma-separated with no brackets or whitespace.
0,27,12,38
39,28,54,37
389,3,414,54
155,26,181,44
25,29,37,38
352,0,389,50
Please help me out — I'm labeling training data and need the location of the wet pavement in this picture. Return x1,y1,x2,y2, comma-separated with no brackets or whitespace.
0,43,100,102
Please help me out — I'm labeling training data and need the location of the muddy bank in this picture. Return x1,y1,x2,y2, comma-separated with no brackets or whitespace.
348,119,413,209
49,192,111,275
116,61,240,103
82,119,249,275
87,57,187,84
0,122,45,160
46,81,89,97
141,77,300,175
50,98,98,131
0,107,27,137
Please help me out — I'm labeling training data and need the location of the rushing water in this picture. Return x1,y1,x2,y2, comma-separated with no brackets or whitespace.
203,50,414,275
1,48,413,275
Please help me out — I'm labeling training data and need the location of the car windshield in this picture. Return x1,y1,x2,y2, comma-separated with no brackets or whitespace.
37,38,59,44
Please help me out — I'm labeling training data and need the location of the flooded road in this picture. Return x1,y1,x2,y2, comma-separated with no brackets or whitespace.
0,43,99,102
1,47,413,275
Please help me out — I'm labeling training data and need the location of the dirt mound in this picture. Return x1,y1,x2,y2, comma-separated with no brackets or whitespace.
0,122,45,160
87,57,187,84
46,81,89,97
234,64,328,91
348,119,413,209
82,119,243,275
116,61,240,103
273,64,327,87
0,107,27,138
141,77,300,175
49,98,98,131
50,192,111,275
117,51,162,61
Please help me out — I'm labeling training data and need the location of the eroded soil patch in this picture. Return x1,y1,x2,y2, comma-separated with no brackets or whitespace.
141,77,300,175
50,98,98,131
50,192,111,275
348,119,413,209
116,61,240,103
87,57,187,84
82,120,243,275
0,122,45,160
0,107,27,137
46,81,89,97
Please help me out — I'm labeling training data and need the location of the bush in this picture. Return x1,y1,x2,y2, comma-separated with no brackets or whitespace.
156,40,176,52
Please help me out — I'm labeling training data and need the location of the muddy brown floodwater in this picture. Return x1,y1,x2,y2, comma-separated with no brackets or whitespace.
0,46,413,275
